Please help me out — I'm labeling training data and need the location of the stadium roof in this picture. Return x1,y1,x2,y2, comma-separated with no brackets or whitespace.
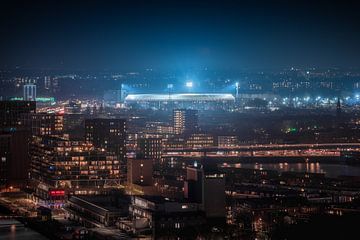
125,93,235,102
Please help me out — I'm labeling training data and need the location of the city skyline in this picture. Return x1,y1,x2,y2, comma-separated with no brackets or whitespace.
2,1,360,239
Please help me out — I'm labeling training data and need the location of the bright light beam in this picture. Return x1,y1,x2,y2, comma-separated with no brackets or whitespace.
186,81,193,88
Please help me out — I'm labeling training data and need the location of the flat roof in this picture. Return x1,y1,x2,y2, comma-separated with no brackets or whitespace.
134,195,173,204
125,93,235,102
68,195,129,214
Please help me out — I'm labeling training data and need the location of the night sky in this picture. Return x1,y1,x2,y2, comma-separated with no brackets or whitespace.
1,0,360,71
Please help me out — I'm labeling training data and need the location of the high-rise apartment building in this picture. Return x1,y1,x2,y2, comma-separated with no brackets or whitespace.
30,136,120,207
44,76,51,90
85,118,126,179
173,109,198,134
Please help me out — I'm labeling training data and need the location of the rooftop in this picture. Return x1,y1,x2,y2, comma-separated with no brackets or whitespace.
125,93,235,102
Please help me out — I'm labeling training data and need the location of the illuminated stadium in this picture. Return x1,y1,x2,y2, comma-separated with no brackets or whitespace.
124,93,235,110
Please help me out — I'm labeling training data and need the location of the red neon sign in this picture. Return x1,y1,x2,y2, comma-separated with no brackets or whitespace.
49,190,65,197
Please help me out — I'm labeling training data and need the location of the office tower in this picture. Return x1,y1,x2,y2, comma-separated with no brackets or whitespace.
23,84,37,101
218,135,239,147
85,118,126,157
0,100,36,128
127,158,153,186
85,118,126,178
51,77,59,93
138,138,162,160
173,109,198,134
0,135,10,188
0,129,31,188
25,113,64,136
0,101,35,189
184,164,226,218
30,135,120,207
44,76,51,90
203,172,226,218
186,133,214,148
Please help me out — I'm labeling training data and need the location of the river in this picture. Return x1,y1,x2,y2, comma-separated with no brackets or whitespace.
0,219,48,240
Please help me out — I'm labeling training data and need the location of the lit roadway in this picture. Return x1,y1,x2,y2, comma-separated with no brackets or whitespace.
235,182,360,198
163,143,360,158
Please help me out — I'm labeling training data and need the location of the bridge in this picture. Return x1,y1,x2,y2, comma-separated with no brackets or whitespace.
162,143,360,158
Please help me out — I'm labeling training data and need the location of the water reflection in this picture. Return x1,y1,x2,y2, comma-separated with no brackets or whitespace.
0,220,48,240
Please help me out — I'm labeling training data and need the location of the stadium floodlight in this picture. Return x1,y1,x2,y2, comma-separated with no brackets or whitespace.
186,81,193,88
167,83,173,99
235,82,239,97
